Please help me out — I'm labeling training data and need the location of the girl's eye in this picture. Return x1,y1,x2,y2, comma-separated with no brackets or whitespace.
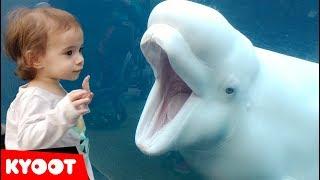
66,50,73,56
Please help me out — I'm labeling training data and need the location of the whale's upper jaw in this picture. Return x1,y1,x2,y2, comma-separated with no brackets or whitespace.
135,40,199,155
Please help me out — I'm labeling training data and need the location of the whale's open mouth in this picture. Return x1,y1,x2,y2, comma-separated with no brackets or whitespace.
145,45,192,138
135,41,197,155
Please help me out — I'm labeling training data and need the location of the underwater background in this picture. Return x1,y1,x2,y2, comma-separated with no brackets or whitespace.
1,0,318,179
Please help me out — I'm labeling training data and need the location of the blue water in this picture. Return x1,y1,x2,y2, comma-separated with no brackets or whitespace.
1,0,318,179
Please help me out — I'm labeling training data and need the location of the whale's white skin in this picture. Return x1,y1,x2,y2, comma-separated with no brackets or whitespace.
135,0,319,179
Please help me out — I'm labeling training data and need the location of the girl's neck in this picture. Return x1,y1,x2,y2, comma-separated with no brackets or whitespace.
28,77,67,97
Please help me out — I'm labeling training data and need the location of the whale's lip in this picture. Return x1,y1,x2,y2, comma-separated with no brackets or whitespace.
135,41,196,155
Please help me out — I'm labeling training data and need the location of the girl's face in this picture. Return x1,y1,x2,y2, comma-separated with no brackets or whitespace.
37,28,84,81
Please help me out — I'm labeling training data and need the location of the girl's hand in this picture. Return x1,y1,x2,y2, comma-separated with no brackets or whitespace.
68,75,94,115
68,90,92,115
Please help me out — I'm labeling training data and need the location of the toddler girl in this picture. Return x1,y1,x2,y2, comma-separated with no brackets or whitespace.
4,6,95,179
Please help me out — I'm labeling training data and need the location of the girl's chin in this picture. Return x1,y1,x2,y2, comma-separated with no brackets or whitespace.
71,75,80,81
64,74,80,81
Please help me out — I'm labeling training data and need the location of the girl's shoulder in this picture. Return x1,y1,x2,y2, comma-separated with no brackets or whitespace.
15,84,63,106
8,85,51,116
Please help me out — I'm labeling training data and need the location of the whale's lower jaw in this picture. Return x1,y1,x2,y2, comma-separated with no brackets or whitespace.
135,90,198,156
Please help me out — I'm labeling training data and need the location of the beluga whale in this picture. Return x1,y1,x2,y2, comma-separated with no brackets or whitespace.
135,0,319,179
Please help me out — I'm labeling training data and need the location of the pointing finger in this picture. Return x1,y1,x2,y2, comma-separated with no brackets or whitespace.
82,75,91,92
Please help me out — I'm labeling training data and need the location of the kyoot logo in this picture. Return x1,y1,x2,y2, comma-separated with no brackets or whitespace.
1,150,88,180
6,158,76,175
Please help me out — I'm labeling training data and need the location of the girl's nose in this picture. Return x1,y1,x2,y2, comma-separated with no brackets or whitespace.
76,54,84,65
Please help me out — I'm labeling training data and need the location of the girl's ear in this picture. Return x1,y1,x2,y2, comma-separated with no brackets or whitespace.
24,50,43,69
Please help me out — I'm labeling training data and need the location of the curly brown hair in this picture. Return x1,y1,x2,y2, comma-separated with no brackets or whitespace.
4,7,82,80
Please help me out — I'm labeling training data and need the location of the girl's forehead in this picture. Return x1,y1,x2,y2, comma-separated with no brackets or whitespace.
47,28,83,48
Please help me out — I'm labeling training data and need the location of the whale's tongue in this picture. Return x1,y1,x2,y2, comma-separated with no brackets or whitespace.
164,65,191,121
167,93,189,120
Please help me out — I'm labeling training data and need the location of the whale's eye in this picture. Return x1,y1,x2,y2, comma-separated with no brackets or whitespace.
225,87,235,94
